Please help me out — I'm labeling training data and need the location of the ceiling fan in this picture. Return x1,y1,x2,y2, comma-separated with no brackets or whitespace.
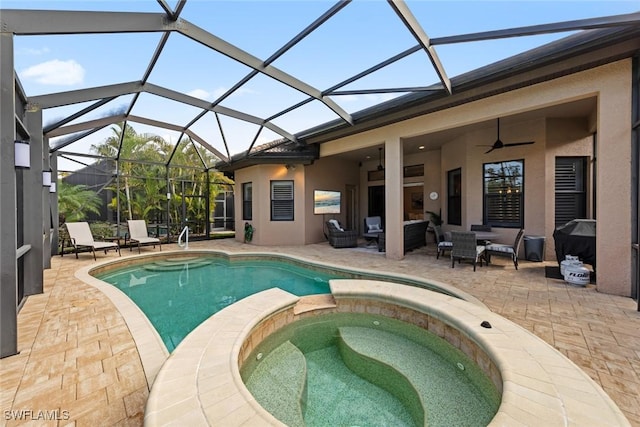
480,118,535,154
377,147,384,171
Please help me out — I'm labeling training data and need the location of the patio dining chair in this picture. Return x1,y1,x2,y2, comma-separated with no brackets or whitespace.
64,222,121,260
127,219,162,253
450,231,485,271
433,225,453,259
485,229,525,270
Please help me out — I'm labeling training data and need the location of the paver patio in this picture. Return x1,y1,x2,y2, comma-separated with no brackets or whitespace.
1,238,639,426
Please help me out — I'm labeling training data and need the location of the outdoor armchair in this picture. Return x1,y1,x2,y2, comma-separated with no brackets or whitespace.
326,219,358,248
64,222,121,261
450,231,485,271
363,216,384,245
127,220,162,253
485,228,525,270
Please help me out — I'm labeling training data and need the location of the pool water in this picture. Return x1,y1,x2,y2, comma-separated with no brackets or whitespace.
241,313,500,427
96,256,339,351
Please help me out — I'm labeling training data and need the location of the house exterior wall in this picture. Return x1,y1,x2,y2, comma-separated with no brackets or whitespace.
234,164,305,246
232,60,632,296
304,157,360,243
544,118,595,260
234,158,360,246
318,59,633,296
595,61,633,296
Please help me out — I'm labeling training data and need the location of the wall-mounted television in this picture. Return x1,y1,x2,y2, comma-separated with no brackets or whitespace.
313,190,341,214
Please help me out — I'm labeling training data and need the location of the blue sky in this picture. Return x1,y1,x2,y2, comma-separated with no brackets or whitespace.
4,0,639,170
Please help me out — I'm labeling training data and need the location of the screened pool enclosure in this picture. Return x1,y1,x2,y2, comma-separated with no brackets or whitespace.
56,122,235,244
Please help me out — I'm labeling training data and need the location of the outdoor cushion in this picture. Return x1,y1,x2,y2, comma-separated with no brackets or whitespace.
485,244,514,254
328,219,344,231
368,223,381,232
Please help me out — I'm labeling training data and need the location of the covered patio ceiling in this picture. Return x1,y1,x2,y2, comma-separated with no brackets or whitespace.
3,1,639,172
338,97,599,162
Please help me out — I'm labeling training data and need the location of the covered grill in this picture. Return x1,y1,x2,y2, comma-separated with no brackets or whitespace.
553,219,596,269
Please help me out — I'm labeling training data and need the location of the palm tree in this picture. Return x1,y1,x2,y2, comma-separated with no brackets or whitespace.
91,123,233,232
92,122,168,220
167,137,233,233
57,181,102,224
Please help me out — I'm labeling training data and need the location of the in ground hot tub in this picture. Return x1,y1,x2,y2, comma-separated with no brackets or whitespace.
241,312,500,426
143,279,630,426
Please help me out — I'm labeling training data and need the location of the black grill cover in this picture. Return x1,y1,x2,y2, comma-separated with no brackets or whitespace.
553,219,596,268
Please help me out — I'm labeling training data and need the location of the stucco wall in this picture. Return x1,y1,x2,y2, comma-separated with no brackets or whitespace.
318,59,633,296
304,156,360,244
230,61,633,296
234,164,306,246
544,118,595,260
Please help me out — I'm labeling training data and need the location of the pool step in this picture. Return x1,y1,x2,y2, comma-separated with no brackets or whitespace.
293,294,336,315
142,257,213,272
338,327,425,426
338,326,497,427
244,341,307,427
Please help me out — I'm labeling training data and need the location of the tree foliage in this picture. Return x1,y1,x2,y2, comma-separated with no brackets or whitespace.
57,181,103,224
90,122,233,232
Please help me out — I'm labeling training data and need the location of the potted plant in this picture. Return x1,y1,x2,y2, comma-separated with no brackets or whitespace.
425,210,443,226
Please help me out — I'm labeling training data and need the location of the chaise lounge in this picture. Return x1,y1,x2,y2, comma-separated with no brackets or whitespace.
127,219,162,253
64,221,121,260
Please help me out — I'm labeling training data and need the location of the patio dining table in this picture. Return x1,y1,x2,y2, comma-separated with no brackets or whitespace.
473,231,499,247
474,231,499,242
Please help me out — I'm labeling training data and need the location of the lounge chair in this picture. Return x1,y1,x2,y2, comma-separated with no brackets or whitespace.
64,222,121,260
127,220,161,253
326,219,358,248
450,231,485,271
485,229,525,270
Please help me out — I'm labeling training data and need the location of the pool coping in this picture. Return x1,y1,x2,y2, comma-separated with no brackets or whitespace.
76,250,630,426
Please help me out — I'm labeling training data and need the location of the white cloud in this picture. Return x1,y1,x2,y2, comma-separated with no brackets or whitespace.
17,47,51,56
187,88,212,100
211,86,256,99
212,87,228,99
21,59,84,86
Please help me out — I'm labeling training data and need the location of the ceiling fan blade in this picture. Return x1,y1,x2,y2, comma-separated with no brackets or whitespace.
503,141,534,147
484,147,496,154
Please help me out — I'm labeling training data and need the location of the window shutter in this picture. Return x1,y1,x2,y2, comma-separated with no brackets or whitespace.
242,182,252,220
555,158,586,227
271,181,294,221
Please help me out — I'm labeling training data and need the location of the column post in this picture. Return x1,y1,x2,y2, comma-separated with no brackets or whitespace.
0,32,18,358
384,136,404,260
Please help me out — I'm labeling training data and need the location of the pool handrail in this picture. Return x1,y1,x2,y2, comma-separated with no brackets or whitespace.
178,225,189,249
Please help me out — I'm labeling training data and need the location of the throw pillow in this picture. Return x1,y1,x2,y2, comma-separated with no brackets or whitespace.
329,219,344,232
368,224,381,232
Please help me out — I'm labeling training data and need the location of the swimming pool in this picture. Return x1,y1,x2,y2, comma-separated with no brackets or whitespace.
94,252,475,353
96,256,339,351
